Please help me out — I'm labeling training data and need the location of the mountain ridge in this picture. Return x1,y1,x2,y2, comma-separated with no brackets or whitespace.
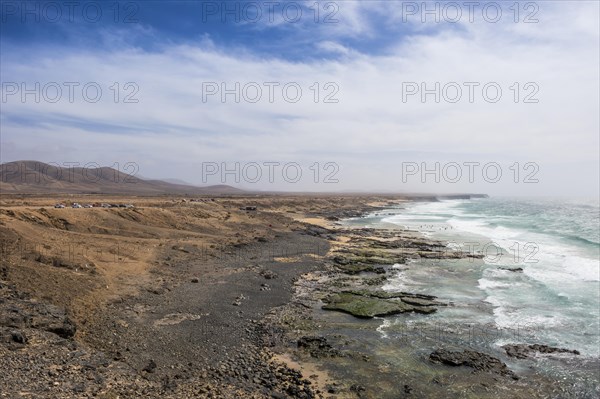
0,161,243,195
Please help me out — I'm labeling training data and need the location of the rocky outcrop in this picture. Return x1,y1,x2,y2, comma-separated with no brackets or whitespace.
502,344,580,359
342,289,443,307
0,285,76,339
297,336,342,358
429,349,518,380
322,292,436,318
498,267,524,272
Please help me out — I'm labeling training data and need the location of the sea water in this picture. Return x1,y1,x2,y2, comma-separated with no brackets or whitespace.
348,197,600,358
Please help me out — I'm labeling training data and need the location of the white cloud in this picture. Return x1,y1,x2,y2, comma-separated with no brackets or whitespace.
1,1,598,195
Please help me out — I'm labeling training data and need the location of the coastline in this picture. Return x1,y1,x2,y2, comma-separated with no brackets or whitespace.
272,199,597,398
0,195,596,398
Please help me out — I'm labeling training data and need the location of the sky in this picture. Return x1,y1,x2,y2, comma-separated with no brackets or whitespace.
1,0,599,195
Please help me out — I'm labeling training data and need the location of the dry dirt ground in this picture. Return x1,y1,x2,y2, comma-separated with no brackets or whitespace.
0,194,396,398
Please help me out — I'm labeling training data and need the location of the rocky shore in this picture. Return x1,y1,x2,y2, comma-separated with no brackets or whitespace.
0,195,595,398
257,204,593,398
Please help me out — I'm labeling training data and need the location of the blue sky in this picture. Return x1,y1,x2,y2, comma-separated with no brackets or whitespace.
1,0,418,59
1,1,599,195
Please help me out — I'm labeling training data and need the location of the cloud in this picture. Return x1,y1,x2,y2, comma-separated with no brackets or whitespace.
316,40,351,55
1,1,598,195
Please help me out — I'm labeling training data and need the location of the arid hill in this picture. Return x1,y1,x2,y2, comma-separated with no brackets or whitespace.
0,161,242,195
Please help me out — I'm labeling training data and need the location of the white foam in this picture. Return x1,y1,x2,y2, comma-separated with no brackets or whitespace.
477,278,510,290
564,255,600,282
376,318,392,339
365,198,599,354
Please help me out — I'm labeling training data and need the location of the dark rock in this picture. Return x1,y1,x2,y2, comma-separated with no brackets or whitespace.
332,249,403,267
499,267,524,272
10,330,27,344
502,344,580,359
45,317,77,339
334,263,375,275
332,256,350,266
429,349,518,379
326,384,339,394
322,292,435,318
259,269,278,280
343,290,442,307
350,384,366,393
297,336,341,358
304,226,331,237
72,383,85,393
143,359,157,373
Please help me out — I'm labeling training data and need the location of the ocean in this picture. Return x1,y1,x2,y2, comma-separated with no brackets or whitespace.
344,196,599,385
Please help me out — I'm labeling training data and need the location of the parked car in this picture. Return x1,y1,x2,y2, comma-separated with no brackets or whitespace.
54,203,65,209
72,203,82,208
83,204,93,208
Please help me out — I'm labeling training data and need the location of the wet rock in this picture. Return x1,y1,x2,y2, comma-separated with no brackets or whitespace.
498,267,524,272
502,344,580,359
399,297,440,307
343,290,443,307
334,263,375,275
297,336,341,358
322,293,435,318
332,250,403,267
429,349,518,379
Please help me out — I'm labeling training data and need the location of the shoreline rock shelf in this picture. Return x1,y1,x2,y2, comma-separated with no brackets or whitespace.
502,344,580,359
321,292,437,318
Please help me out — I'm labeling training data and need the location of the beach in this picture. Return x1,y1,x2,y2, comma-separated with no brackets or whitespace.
0,194,597,398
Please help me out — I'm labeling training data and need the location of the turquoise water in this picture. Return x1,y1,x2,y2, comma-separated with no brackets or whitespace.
355,197,600,358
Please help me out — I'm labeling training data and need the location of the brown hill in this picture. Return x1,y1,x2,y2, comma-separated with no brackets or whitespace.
0,161,242,195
